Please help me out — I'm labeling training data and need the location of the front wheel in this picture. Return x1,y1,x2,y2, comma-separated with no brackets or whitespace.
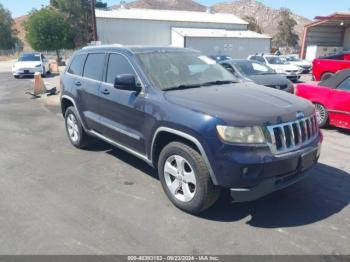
314,103,329,128
158,142,221,214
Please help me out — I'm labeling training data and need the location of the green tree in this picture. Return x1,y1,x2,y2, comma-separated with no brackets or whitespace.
50,0,93,46
273,8,299,48
0,3,19,49
244,16,263,34
24,7,74,62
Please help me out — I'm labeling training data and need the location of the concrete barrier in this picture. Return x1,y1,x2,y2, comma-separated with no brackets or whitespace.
50,62,59,73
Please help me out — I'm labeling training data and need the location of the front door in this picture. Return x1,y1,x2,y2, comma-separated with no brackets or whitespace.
98,53,148,155
328,77,350,128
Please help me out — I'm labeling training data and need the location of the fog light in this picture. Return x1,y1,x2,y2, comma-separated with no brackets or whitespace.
242,167,249,175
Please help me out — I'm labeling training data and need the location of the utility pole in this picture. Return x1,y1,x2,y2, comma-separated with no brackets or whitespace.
91,0,98,42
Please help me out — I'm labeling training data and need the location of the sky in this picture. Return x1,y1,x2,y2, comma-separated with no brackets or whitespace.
1,0,349,20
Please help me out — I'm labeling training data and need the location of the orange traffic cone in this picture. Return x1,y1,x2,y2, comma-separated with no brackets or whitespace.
33,72,47,96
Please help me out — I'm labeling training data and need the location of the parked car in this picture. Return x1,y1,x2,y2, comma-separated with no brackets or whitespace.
282,55,312,73
209,54,232,62
312,52,350,81
248,54,302,82
12,52,50,78
220,59,294,93
60,46,322,213
296,69,350,130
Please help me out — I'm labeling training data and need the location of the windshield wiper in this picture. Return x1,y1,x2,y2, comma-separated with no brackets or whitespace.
163,84,202,91
202,80,237,86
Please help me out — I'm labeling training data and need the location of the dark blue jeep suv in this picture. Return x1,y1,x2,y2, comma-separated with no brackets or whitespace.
60,46,322,213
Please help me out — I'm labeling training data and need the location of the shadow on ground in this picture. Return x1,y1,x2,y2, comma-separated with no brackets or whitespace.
85,140,349,228
199,163,349,228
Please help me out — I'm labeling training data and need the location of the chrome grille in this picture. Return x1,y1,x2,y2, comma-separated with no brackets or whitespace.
266,114,319,154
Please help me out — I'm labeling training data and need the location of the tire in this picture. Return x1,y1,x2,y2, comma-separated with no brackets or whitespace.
14,75,19,79
64,106,91,148
314,103,329,128
158,142,221,214
41,66,46,78
321,72,334,81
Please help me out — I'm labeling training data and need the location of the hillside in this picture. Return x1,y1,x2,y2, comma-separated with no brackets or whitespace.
211,0,311,41
14,15,31,51
111,0,206,11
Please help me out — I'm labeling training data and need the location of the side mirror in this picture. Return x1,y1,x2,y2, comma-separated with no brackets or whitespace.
114,74,141,92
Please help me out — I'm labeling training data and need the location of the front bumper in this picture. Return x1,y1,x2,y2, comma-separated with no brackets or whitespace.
12,67,43,76
286,74,301,82
204,133,322,201
230,145,320,202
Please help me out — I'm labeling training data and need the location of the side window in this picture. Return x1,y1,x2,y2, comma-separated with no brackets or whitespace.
249,56,256,61
68,54,87,76
83,53,106,81
256,57,266,63
106,54,136,84
338,77,350,91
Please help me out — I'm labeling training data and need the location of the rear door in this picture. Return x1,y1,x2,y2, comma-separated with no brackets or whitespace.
98,53,148,154
77,53,106,132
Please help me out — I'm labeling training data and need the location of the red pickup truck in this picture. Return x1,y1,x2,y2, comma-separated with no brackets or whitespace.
313,52,350,81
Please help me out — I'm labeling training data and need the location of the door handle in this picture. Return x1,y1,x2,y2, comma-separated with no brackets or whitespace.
101,89,110,95
75,81,81,86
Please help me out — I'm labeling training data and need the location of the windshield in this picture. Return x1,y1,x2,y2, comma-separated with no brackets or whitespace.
234,61,275,76
286,56,301,62
265,56,288,65
136,52,238,90
18,53,41,62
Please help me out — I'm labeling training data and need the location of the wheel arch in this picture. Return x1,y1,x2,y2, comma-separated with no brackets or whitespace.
320,71,334,81
150,127,218,185
61,97,74,116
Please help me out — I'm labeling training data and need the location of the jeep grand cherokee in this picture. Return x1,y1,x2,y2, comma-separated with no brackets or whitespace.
60,46,322,213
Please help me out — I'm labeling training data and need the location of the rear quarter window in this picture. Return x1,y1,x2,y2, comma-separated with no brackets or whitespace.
68,54,87,76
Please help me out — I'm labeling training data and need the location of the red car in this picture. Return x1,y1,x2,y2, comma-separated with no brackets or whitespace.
313,52,350,81
296,69,350,130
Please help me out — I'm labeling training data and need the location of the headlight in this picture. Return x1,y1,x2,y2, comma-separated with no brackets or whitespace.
216,126,266,144
35,64,42,68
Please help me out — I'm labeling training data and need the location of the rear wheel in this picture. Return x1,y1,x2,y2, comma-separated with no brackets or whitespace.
314,103,329,128
321,72,334,81
65,106,91,148
158,142,221,214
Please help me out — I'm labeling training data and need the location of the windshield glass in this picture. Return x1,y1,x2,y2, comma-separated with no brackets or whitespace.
286,56,301,62
18,53,41,62
136,51,238,90
265,56,288,65
234,61,275,76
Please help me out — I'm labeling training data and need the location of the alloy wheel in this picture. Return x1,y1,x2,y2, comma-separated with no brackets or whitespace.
163,155,196,202
66,113,80,143
315,104,326,126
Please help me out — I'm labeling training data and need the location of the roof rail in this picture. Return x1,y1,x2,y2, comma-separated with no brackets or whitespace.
82,44,124,50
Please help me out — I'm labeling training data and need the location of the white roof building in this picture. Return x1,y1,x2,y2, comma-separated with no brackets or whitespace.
95,8,271,59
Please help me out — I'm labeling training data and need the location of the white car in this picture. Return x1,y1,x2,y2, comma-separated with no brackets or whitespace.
12,52,50,78
282,54,312,73
248,54,302,82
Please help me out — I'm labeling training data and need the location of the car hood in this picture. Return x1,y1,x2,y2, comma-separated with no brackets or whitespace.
269,63,300,71
13,61,42,68
164,82,314,126
291,61,311,67
248,74,290,87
